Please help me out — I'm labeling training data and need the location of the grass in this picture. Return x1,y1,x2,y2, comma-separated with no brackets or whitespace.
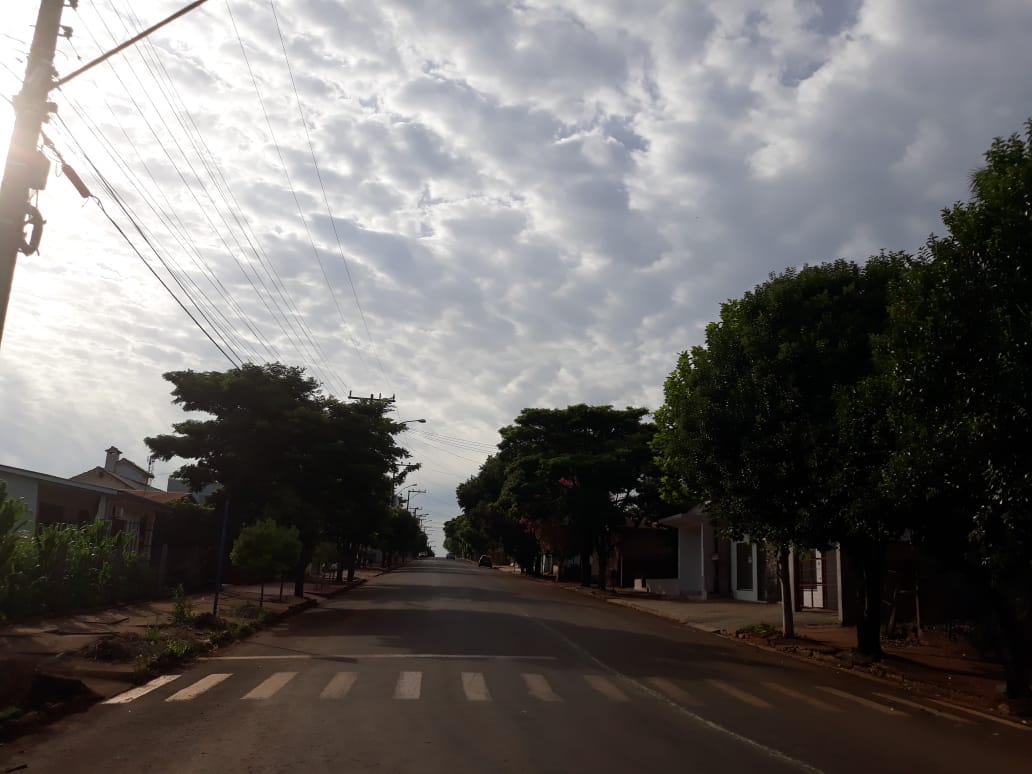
737,622,781,637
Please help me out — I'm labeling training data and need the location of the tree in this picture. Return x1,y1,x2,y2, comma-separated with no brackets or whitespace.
146,364,413,596
496,405,655,589
380,507,429,564
654,256,910,647
882,121,1032,698
230,518,302,607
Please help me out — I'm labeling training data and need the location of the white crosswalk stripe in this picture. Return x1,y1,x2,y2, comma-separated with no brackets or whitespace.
395,671,422,700
461,672,492,701
320,672,358,699
646,676,703,707
762,682,840,712
165,673,231,702
104,674,181,705
242,672,297,700
817,686,907,716
584,674,629,701
523,673,562,702
706,679,772,708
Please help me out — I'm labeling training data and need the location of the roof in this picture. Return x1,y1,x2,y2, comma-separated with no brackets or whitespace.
71,467,161,492
124,490,189,505
0,463,119,496
116,457,152,478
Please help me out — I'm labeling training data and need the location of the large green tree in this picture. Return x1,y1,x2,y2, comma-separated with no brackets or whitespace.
654,256,910,648
496,404,655,589
146,363,412,595
882,122,1032,698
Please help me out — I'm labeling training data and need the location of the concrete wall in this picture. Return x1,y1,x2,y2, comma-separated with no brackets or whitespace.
0,472,39,529
677,525,703,595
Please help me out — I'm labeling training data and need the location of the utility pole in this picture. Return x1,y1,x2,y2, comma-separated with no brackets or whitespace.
0,0,64,349
405,488,426,510
347,390,396,405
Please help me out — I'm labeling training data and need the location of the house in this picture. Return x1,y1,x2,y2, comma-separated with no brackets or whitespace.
657,506,846,621
70,446,160,491
0,446,190,558
0,462,116,532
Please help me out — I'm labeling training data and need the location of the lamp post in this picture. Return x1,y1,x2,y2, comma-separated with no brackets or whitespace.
399,418,427,425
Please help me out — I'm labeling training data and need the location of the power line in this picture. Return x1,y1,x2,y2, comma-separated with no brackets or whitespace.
105,1,348,392
269,1,393,392
69,9,284,366
225,0,369,382
46,129,241,367
66,6,349,395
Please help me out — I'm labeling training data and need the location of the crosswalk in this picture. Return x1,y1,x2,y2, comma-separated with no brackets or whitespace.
101,667,1010,733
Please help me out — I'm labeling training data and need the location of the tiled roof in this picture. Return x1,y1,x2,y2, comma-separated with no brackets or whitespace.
123,490,190,505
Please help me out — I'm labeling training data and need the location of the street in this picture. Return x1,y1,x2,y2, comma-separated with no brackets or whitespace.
2,560,1029,774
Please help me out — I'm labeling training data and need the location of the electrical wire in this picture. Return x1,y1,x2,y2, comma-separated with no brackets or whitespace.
269,1,393,392
46,129,242,367
69,4,350,394
225,0,371,381
105,0,347,391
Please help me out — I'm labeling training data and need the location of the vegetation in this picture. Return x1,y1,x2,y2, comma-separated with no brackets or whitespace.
0,485,151,623
229,518,303,607
145,363,425,595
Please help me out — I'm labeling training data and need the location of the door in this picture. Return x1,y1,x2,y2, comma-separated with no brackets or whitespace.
800,550,826,608
735,542,753,590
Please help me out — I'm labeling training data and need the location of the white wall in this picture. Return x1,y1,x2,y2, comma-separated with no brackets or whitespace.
677,525,703,595
0,472,39,529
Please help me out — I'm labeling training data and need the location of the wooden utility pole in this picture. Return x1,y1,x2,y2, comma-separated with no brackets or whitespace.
0,0,64,349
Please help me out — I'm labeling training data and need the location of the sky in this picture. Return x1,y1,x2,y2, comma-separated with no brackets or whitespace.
2,0,1032,552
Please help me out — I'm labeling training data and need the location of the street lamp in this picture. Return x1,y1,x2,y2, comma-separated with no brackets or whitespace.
399,418,427,424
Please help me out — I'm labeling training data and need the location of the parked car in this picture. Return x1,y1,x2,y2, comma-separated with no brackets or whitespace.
445,552,455,560
478,555,493,568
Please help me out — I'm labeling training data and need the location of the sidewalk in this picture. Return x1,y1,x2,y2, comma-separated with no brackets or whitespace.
0,566,390,733
607,596,837,632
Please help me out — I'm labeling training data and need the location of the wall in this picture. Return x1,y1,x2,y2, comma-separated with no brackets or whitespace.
36,483,106,526
677,526,703,595
0,472,39,529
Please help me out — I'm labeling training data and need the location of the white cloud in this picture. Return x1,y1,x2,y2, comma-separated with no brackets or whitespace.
2,0,1032,550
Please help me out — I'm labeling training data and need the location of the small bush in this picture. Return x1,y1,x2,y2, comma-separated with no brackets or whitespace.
163,639,195,660
738,622,780,637
169,585,194,626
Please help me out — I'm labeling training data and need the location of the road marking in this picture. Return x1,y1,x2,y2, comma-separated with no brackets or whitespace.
817,686,907,716
320,672,358,699
461,672,492,701
165,673,231,702
707,680,772,709
929,699,1032,731
103,674,181,704
762,682,840,712
585,674,629,701
241,671,297,700
522,613,826,774
523,673,562,702
395,671,422,700
203,653,557,661
646,677,703,707
872,693,972,724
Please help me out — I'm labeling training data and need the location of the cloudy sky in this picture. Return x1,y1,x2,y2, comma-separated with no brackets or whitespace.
2,0,1031,550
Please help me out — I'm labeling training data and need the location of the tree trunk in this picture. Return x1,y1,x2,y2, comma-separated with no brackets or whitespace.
259,581,265,609
777,544,795,638
279,576,285,602
346,544,357,582
293,545,313,598
989,587,1032,699
854,543,885,658
579,549,591,587
596,539,608,591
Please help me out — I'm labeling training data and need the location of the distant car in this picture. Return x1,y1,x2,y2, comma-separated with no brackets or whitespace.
478,555,493,568
445,552,455,560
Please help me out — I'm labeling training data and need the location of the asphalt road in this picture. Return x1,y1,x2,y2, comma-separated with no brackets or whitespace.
2,560,1029,774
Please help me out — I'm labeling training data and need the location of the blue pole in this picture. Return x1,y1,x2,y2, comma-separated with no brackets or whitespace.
212,497,230,617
